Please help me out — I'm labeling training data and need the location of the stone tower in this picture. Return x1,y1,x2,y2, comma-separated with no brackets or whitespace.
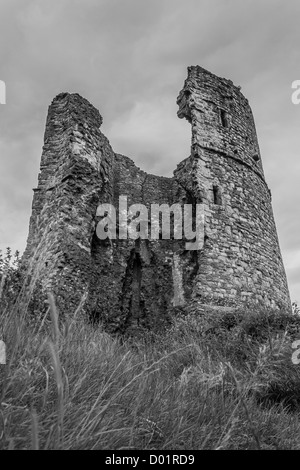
176,66,291,313
22,66,291,332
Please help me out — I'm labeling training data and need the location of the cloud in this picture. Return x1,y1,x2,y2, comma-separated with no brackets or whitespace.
0,0,299,301
104,98,191,175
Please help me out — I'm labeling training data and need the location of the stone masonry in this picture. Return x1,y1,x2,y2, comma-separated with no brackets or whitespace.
22,66,292,333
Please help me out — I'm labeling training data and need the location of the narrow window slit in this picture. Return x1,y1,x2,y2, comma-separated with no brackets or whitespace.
213,185,222,205
220,109,229,128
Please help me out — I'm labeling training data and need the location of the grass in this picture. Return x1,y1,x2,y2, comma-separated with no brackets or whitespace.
2,278,300,449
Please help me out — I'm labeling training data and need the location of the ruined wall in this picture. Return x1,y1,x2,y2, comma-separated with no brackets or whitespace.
88,154,183,333
23,92,188,332
23,66,291,333
22,92,115,311
176,66,291,312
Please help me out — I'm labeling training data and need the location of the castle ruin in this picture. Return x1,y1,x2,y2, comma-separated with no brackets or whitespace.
22,66,292,332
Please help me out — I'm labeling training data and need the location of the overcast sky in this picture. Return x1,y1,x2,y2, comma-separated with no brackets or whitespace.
0,0,299,302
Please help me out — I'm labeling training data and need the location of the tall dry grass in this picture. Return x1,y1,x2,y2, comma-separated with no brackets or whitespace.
1,275,300,449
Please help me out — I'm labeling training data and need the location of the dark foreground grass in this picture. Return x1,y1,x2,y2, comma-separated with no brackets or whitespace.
1,294,300,450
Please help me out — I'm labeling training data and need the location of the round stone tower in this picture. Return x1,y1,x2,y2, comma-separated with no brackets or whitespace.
176,66,291,312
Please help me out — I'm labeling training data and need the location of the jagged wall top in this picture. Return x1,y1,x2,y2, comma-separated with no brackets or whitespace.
177,65,265,182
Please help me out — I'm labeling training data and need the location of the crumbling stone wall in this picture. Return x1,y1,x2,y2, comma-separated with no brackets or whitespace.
176,66,291,313
22,66,291,332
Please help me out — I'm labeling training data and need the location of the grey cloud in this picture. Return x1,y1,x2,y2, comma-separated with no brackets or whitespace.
0,0,299,301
